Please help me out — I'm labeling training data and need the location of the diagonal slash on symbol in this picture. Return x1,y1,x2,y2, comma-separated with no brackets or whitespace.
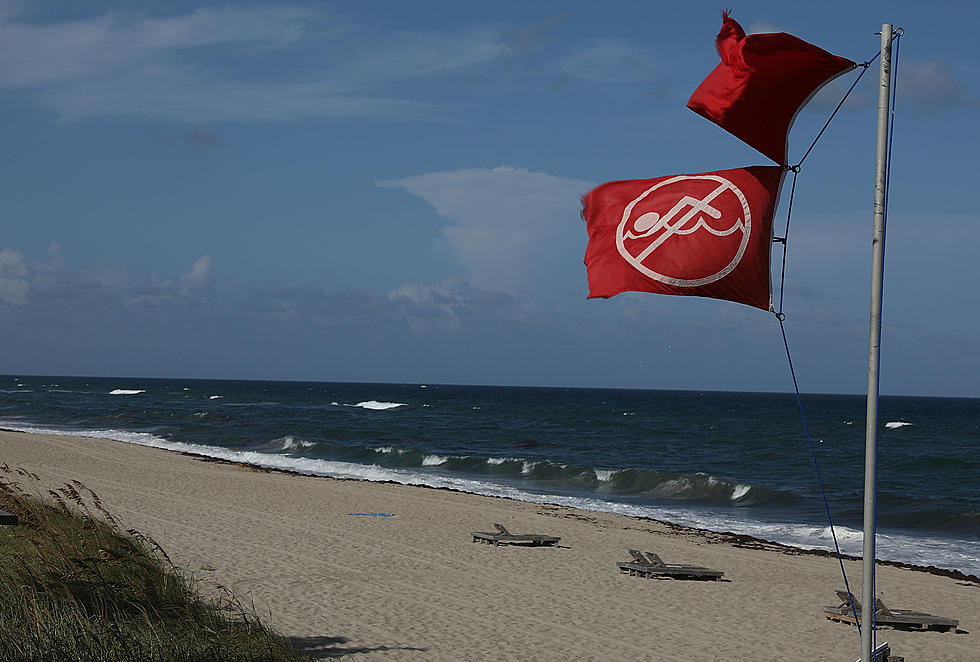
634,182,730,262
615,174,752,288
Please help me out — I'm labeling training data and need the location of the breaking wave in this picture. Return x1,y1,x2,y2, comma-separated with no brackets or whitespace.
885,421,912,429
275,436,316,452
297,443,786,507
109,389,146,395
2,421,976,576
346,401,406,410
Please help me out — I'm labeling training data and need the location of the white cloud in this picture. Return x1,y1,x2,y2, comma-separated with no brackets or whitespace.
340,29,507,82
40,65,433,123
809,57,978,115
555,40,656,83
0,248,29,305
0,6,507,122
387,277,542,334
0,248,27,276
0,243,67,306
746,21,786,35
182,254,212,285
378,166,594,293
0,7,308,88
897,58,979,111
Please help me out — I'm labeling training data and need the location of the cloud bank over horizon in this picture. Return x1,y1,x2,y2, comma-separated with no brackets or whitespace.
378,166,593,294
3,200,978,396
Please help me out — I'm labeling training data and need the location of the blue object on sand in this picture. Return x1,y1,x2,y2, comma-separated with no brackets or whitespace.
346,512,395,516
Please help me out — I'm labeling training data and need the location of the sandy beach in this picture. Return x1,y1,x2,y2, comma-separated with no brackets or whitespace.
3,429,976,661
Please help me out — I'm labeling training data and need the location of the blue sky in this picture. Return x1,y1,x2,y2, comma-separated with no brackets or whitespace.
1,0,977,396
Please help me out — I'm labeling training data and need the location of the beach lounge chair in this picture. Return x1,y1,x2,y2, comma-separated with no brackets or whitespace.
471,523,560,547
0,508,17,526
628,549,650,564
823,589,958,632
616,549,723,580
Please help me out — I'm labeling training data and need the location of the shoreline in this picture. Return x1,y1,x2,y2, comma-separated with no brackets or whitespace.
5,429,977,661
6,424,976,582
186,447,980,585
2,416,976,579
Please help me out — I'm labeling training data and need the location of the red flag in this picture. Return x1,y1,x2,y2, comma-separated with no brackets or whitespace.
583,166,784,310
687,12,855,165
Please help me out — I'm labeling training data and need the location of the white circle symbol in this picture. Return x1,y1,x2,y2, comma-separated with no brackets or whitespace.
615,174,751,287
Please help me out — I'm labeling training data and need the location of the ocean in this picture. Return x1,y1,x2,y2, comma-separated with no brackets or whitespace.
1,375,977,576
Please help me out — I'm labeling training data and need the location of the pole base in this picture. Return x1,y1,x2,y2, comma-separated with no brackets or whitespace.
856,642,902,662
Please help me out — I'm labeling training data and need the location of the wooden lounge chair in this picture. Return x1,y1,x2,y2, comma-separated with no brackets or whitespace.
471,523,560,547
823,589,958,632
0,508,17,526
628,549,650,564
617,549,723,580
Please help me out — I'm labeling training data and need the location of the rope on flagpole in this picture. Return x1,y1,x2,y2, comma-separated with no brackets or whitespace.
777,318,863,635
883,30,902,224
795,54,877,169
773,48,878,317
768,51,893,636
774,168,798,317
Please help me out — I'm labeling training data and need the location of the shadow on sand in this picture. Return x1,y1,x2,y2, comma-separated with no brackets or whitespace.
289,635,427,659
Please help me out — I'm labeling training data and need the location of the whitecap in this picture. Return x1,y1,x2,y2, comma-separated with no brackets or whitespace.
209,395,223,400
803,524,863,544
885,421,912,429
350,401,405,410
594,469,615,481
422,455,447,466
277,436,314,451
730,484,752,500
487,457,508,465
521,461,537,475
374,446,395,454
109,389,145,395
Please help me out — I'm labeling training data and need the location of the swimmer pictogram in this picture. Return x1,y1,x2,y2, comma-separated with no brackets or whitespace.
615,174,751,287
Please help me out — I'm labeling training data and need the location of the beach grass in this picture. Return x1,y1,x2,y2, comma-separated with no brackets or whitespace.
0,466,308,662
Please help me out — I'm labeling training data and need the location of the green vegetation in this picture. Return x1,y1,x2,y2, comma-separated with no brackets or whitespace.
0,466,309,662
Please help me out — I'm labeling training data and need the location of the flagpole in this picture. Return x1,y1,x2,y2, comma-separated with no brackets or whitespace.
861,22,893,662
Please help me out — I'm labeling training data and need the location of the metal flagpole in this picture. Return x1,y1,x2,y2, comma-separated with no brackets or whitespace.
861,22,893,662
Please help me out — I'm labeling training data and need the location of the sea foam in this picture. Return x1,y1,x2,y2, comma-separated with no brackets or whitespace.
277,436,314,451
885,421,912,429
109,389,145,395
730,484,752,501
3,420,977,576
349,401,406,410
